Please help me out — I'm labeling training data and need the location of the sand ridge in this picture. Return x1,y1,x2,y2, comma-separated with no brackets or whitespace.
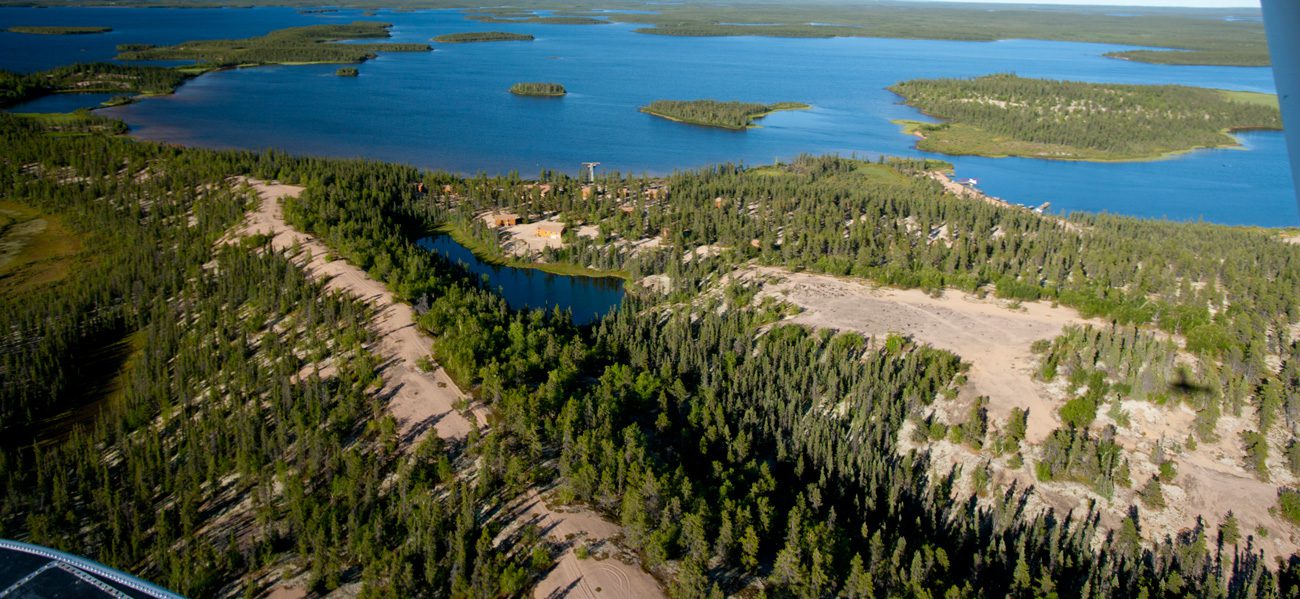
234,180,664,598
233,179,485,443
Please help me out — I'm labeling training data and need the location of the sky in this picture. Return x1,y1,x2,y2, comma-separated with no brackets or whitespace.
919,0,1258,6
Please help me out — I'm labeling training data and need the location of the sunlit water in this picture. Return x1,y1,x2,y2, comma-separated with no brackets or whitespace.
418,235,623,324
2,7,1294,225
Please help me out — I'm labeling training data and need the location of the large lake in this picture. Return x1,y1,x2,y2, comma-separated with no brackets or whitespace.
2,6,1295,226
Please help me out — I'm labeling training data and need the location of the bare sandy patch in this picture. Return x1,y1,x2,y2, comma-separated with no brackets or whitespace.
748,266,1300,558
749,266,1090,442
498,488,665,599
504,219,566,255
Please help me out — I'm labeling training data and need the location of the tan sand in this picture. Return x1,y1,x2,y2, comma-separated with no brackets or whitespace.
751,266,1300,558
234,180,664,597
504,219,566,255
750,266,1090,442
234,179,485,444
498,488,666,599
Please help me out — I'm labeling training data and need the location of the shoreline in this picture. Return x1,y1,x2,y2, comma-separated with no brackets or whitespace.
893,119,1275,163
436,223,632,281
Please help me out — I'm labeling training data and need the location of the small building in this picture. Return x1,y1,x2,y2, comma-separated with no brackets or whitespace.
483,212,519,229
536,222,565,239
955,178,979,186
581,185,595,200
524,183,554,197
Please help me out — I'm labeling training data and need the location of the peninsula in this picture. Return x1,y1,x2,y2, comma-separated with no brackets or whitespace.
890,74,1282,161
114,21,430,67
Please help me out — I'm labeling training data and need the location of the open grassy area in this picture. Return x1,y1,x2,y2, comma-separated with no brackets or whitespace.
890,74,1283,162
433,31,534,43
0,200,81,296
641,99,809,130
6,25,111,35
114,21,430,66
1219,89,1280,109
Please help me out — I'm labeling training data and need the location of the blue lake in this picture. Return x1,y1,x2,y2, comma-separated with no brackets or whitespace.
418,235,624,325
11,92,117,113
1,6,1295,226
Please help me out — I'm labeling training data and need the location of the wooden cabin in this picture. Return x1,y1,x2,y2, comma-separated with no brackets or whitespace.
536,222,566,239
482,212,519,229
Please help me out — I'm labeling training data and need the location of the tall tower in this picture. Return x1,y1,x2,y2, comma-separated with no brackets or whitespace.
581,162,600,183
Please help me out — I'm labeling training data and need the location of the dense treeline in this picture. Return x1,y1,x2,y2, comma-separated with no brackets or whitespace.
282,148,1300,594
444,156,1299,360
115,22,430,67
0,62,190,108
641,99,808,130
0,117,544,596
1036,324,1181,405
7,106,1300,596
435,31,534,43
890,74,1282,160
6,25,111,35
509,81,565,96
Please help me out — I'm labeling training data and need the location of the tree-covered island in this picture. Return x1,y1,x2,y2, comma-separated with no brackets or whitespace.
890,74,1282,161
640,99,809,130
433,31,534,43
509,81,565,96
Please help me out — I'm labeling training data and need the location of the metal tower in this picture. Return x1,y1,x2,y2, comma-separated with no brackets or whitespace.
581,162,600,183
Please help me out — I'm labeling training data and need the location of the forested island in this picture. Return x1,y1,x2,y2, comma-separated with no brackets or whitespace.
433,31,534,43
509,81,565,96
6,25,110,35
5,91,1300,596
0,63,191,108
335,67,358,76
641,99,809,130
889,74,1283,161
114,21,430,67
